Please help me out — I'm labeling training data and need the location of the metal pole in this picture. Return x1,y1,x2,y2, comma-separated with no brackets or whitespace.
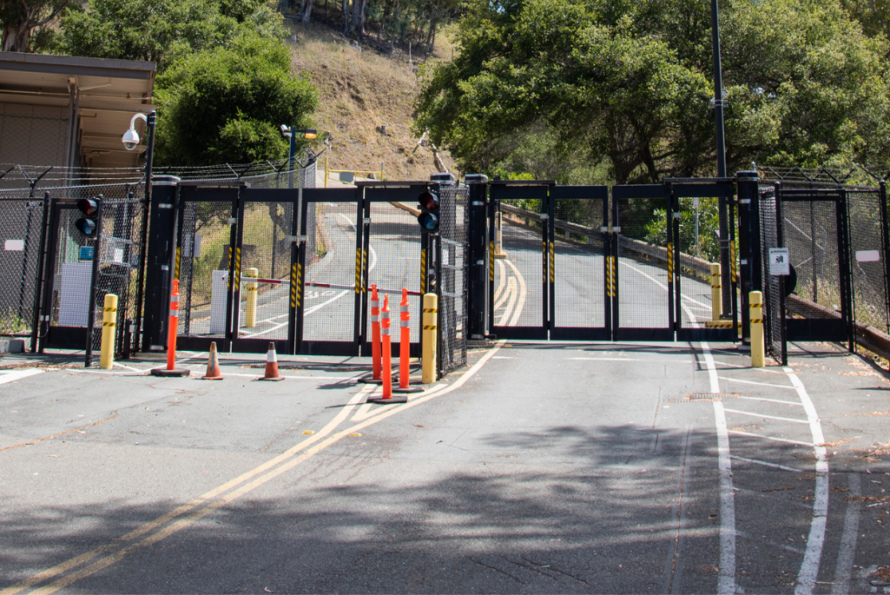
711,0,731,316
134,111,156,353
288,129,296,189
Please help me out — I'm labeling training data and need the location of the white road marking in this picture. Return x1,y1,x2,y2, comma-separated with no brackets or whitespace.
717,376,796,389
713,401,737,595
0,369,43,384
737,396,804,406
567,357,645,362
722,408,810,424
787,367,829,595
495,278,518,326
727,430,815,447
831,474,861,595
729,455,803,473
493,259,507,305
503,258,527,327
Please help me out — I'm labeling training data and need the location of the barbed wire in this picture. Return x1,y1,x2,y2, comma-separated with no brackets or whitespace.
756,163,889,187
0,148,320,194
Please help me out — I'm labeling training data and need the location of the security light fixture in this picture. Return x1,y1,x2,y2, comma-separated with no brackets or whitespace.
122,113,148,151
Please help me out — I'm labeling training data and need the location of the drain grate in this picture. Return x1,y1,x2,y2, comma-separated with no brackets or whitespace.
685,392,741,401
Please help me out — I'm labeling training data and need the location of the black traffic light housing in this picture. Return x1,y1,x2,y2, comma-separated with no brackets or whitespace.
75,196,101,237
417,188,440,233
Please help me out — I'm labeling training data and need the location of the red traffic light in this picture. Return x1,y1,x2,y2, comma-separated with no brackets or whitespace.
77,198,99,216
418,191,438,212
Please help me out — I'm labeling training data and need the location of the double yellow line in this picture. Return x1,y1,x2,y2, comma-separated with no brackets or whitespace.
3,343,504,595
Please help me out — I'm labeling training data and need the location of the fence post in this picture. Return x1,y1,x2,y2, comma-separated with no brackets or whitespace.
736,170,760,347
245,267,258,327
142,176,180,351
465,174,488,341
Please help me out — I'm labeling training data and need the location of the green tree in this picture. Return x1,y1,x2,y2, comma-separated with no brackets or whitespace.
154,32,318,166
1,0,68,52
415,0,890,182
58,0,284,70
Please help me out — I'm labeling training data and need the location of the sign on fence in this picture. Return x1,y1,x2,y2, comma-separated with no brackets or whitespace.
769,247,790,276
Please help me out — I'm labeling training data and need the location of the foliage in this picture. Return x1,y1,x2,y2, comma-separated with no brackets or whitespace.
415,0,890,183
154,32,318,166
57,0,284,70
0,0,69,52
644,197,721,262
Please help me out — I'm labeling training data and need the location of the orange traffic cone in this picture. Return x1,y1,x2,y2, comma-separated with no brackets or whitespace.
201,342,224,380
260,342,284,381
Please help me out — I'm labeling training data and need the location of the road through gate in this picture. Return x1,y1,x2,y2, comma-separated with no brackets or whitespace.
488,180,737,343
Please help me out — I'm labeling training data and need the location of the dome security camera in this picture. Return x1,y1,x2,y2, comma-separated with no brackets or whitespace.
121,128,140,151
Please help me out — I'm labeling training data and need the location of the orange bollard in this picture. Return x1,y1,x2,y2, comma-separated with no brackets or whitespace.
392,288,422,394
371,284,381,379
381,295,392,399
369,295,407,404
167,279,179,370
151,279,190,377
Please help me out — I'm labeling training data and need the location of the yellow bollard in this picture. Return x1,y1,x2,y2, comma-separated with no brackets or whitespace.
422,293,438,384
245,267,258,328
750,290,764,368
711,263,722,321
99,293,118,370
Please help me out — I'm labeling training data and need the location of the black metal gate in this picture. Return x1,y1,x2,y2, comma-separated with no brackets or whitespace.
173,181,459,359
774,185,853,346
488,180,736,342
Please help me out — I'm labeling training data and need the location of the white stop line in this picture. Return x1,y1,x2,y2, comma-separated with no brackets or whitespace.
0,368,43,385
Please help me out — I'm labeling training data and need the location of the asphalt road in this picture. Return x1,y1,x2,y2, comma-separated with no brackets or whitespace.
1,338,889,594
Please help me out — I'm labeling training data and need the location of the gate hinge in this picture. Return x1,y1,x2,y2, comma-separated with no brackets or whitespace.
673,213,681,219
227,217,237,225
471,201,484,206
739,199,751,204
286,234,306,243
158,203,173,209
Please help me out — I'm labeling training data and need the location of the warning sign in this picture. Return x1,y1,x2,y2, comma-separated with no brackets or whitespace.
769,247,790,276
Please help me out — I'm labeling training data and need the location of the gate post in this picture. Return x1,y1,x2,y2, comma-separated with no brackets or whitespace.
736,171,760,347
141,176,180,352
465,174,489,341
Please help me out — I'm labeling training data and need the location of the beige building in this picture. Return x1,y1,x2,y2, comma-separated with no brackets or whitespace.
0,52,156,170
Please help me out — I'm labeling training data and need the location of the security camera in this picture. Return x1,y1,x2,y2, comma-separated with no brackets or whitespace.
121,113,148,151
121,128,140,151
280,124,291,139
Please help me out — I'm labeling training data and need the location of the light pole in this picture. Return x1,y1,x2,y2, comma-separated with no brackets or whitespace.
279,126,317,188
710,0,731,315
121,110,157,354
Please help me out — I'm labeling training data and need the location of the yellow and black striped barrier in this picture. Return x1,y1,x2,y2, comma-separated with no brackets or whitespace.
710,263,722,322
245,267,258,328
99,294,118,370
750,291,764,368
422,293,438,384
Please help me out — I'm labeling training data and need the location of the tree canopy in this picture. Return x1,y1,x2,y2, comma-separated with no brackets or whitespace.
415,0,890,183
51,0,317,166
154,32,317,166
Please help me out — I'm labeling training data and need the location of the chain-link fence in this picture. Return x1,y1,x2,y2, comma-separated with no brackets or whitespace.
438,184,468,373
758,185,786,365
0,196,46,341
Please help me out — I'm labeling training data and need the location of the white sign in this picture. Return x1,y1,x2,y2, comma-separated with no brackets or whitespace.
769,247,790,276
856,250,880,263
4,239,24,251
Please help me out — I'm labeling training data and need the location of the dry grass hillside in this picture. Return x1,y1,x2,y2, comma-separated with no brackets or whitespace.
286,21,458,182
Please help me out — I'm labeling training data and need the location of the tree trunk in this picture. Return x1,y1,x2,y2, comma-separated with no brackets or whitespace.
342,0,350,33
350,0,367,38
1,23,32,53
301,0,313,22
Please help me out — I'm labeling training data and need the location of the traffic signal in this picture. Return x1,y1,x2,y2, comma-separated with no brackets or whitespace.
417,189,439,233
75,196,101,237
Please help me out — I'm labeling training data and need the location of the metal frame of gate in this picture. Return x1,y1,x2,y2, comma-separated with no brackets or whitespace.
773,184,854,347
173,181,438,357
487,180,736,343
